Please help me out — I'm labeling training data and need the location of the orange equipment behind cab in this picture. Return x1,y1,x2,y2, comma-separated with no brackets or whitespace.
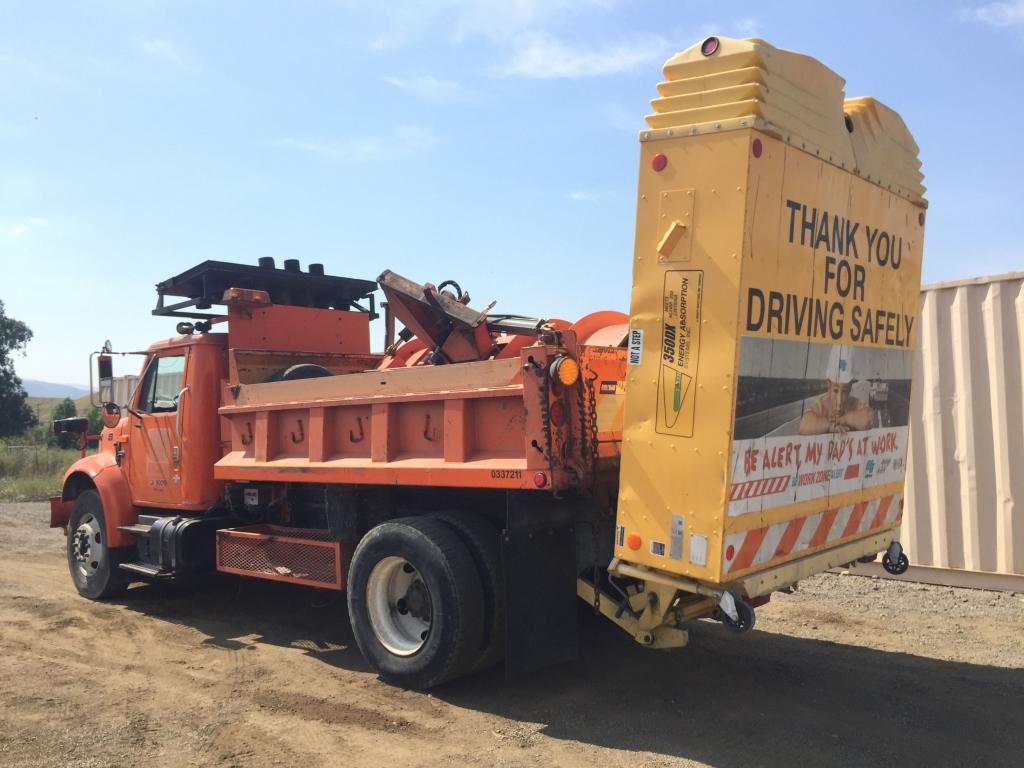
213,273,629,495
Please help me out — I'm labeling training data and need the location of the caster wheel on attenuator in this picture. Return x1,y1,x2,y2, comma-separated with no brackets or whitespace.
719,592,756,635
882,551,910,575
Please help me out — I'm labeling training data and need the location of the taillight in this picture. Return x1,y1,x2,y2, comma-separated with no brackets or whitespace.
549,355,580,386
700,36,720,56
533,472,548,488
549,399,567,427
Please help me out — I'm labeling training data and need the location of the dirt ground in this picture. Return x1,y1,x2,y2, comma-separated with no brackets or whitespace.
2,502,1022,768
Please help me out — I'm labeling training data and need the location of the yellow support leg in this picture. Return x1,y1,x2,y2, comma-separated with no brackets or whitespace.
576,578,689,650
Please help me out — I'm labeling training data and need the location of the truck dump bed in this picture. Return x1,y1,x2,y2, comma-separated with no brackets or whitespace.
215,313,629,494
216,355,548,489
613,36,925,595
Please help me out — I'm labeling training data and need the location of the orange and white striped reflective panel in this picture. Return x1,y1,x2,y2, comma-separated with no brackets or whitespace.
722,494,902,576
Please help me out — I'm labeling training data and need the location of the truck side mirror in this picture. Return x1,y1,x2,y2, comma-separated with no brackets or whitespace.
97,354,113,405
101,402,122,429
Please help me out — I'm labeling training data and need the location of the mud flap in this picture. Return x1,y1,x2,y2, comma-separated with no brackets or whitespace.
50,496,73,529
502,493,578,679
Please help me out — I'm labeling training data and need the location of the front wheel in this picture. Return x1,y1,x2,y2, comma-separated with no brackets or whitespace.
66,490,129,600
346,517,485,689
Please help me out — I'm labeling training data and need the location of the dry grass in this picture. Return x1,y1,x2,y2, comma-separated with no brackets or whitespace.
0,446,79,502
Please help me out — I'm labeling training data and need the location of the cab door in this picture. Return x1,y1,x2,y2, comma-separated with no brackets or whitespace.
126,351,188,508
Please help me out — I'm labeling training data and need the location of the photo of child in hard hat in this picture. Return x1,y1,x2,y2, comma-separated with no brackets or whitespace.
799,344,873,435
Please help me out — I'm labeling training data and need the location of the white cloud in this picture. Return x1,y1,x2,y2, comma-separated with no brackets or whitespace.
492,32,670,79
137,38,193,69
0,53,70,87
694,18,763,40
445,0,617,42
1,218,48,238
382,74,466,102
962,1,1024,26
569,190,612,202
274,126,436,163
734,17,761,37
357,0,619,49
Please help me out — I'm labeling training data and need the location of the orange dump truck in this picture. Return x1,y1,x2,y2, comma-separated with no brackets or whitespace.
51,36,926,688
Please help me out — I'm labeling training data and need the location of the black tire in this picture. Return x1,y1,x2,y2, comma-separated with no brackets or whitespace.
270,364,332,382
721,596,756,635
66,490,129,600
347,517,485,689
431,512,505,672
882,551,910,575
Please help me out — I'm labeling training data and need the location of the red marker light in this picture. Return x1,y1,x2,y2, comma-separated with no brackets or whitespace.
700,36,720,57
533,472,548,488
752,138,762,158
725,544,736,561
918,212,925,226
549,400,567,427
651,153,668,172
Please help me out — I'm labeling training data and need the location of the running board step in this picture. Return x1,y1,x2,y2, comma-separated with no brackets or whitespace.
117,524,153,536
118,561,172,579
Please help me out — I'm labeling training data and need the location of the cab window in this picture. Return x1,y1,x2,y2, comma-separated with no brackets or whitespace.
136,355,185,414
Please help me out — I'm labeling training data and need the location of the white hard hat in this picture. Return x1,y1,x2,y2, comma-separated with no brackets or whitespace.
826,344,855,384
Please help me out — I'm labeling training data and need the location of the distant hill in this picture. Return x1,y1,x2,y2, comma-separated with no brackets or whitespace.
22,379,89,399
26,395,95,422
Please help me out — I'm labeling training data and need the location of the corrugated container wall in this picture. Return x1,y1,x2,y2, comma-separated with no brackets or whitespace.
110,375,139,411
902,272,1024,589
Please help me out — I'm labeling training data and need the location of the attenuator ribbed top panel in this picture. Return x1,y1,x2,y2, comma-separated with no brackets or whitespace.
646,36,926,205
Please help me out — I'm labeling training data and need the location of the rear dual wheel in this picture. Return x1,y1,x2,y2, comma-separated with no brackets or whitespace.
347,517,487,689
430,512,505,673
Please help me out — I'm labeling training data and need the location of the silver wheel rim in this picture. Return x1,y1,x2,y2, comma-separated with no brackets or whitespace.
72,513,105,578
365,556,432,656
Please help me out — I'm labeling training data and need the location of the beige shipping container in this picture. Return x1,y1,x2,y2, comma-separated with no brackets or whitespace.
883,272,1024,592
110,375,139,411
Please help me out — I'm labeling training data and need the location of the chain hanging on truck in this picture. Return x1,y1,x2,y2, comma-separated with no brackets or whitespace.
535,362,557,469
584,370,600,472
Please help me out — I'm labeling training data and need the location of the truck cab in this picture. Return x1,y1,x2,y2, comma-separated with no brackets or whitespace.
121,334,227,511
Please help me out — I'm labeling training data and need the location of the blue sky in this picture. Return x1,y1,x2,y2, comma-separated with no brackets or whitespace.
2,0,1022,384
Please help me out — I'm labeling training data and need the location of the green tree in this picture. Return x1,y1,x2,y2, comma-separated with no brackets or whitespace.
86,405,104,437
53,397,77,421
53,397,78,448
0,300,36,438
